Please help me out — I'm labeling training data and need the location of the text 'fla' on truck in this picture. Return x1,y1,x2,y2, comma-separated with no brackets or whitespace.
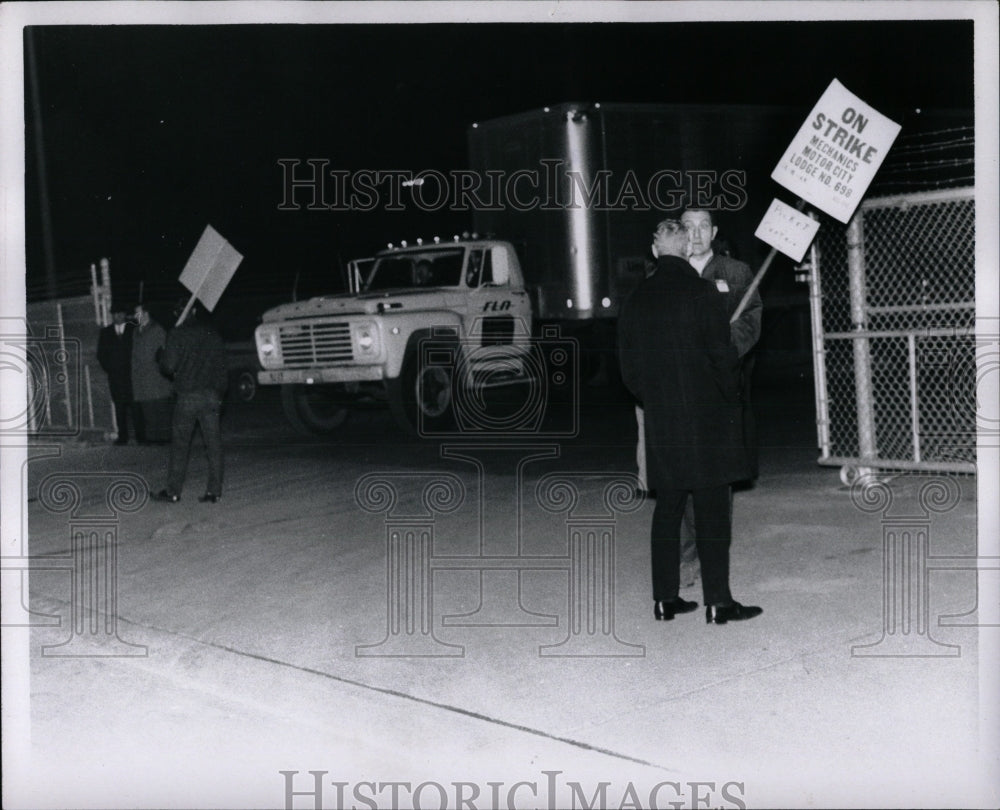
255,238,541,436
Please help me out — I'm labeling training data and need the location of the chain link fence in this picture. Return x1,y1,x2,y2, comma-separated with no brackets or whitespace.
807,186,976,482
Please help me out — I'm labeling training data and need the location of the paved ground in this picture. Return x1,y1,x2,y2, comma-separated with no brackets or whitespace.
3,379,998,809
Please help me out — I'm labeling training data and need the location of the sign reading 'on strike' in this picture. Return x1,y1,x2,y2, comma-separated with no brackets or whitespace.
771,79,901,223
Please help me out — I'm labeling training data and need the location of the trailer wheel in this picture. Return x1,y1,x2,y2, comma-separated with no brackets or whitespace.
388,345,456,436
281,384,350,435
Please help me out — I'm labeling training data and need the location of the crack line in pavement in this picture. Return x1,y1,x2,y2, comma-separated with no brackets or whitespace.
116,615,679,775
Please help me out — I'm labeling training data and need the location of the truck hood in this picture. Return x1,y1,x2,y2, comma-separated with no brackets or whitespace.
260,288,465,322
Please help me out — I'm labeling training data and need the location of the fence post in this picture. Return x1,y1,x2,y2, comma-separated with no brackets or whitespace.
99,257,111,326
90,263,100,324
847,212,877,476
907,334,921,463
56,302,73,429
805,217,831,459
84,365,95,428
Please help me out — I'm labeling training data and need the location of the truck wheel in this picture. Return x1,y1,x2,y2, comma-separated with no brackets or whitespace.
388,346,455,436
281,384,349,434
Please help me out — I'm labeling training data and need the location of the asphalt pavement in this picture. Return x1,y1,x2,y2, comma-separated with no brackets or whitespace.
4,379,998,809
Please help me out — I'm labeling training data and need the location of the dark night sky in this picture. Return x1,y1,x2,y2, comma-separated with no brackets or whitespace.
24,19,975,330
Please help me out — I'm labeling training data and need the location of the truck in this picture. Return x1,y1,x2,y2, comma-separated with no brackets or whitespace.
256,238,539,435
255,102,800,435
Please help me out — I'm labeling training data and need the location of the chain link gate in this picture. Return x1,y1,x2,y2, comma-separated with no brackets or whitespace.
804,186,976,482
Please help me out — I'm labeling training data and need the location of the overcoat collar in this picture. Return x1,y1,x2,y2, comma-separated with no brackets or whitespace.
655,254,699,279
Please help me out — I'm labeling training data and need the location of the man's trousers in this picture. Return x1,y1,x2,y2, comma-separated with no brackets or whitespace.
651,485,733,606
167,390,223,496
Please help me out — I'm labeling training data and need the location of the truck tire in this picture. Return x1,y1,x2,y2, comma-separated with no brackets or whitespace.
280,384,350,435
388,344,456,436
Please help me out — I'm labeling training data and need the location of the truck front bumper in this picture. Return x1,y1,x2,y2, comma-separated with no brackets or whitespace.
258,366,385,385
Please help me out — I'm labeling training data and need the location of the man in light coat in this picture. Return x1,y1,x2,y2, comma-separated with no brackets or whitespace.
131,304,173,443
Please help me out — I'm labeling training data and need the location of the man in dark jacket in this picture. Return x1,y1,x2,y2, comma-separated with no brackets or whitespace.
151,302,228,503
618,218,762,625
97,303,137,445
681,207,761,477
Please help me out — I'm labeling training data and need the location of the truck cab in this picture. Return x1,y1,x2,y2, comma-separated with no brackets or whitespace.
254,238,533,434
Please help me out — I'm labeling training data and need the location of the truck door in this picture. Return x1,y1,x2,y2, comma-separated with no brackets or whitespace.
465,246,530,348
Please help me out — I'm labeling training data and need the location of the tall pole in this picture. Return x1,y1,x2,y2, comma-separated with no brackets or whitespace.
25,28,58,299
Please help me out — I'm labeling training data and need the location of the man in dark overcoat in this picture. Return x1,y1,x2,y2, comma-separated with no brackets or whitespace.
664,208,763,586
97,303,137,445
618,218,762,625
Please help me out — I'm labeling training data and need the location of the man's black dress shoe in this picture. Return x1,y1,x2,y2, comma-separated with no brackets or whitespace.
151,489,180,503
654,597,698,621
705,601,763,624
198,493,220,503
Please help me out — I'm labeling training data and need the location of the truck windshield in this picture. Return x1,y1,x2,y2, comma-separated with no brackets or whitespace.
364,249,465,291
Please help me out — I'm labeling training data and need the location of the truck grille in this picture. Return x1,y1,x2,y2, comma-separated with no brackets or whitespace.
278,321,353,367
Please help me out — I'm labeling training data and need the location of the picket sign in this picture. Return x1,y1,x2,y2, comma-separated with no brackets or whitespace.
175,225,244,326
732,79,901,322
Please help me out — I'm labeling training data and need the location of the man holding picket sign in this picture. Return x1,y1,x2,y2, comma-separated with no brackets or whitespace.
682,207,762,480
151,301,229,503
150,225,243,504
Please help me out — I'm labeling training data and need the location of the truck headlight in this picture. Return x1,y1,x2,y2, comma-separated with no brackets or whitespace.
255,325,282,368
351,323,380,359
